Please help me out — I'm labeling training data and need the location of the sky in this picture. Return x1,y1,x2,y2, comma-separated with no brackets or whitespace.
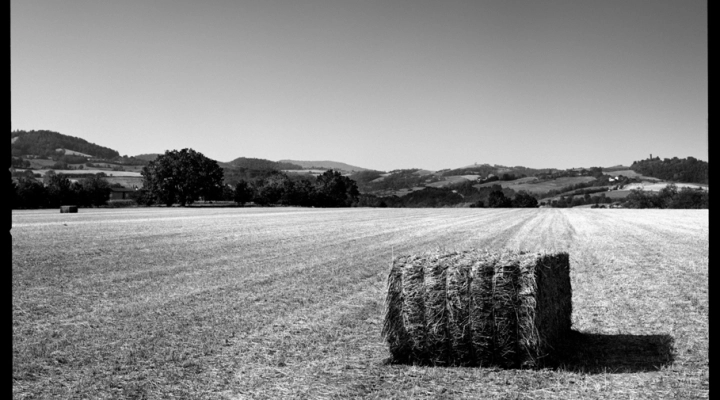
11,0,707,172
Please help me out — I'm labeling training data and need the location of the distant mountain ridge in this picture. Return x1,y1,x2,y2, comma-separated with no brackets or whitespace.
279,160,369,172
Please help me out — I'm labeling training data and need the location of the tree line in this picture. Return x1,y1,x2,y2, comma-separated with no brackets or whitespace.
12,172,114,209
136,149,360,207
623,184,708,209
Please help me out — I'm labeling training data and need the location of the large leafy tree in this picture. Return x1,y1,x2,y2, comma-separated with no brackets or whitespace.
234,180,254,205
487,190,512,208
141,148,224,207
314,170,359,207
79,173,112,207
44,172,76,207
511,192,538,208
250,171,287,205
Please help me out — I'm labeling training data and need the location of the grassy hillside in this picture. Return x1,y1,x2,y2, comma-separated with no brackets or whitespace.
475,176,597,194
11,130,120,159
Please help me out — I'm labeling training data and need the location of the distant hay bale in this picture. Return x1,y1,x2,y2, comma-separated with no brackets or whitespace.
60,205,78,213
382,249,572,368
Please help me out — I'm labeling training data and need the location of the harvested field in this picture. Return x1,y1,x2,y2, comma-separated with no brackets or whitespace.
12,208,708,399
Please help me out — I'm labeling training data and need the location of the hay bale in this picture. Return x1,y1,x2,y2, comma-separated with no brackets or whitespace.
382,249,572,368
60,205,77,213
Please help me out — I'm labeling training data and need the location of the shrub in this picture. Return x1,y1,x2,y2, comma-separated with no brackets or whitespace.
107,199,137,208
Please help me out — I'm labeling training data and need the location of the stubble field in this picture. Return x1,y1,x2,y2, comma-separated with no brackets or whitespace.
12,208,708,399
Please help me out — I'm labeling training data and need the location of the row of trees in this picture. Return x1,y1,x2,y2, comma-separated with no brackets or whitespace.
544,193,614,208
470,191,538,208
12,173,113,209
231,170,360,207
624,184,709,209
135,149,360,207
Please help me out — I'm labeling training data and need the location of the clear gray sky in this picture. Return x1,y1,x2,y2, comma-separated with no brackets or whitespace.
11,0,707,172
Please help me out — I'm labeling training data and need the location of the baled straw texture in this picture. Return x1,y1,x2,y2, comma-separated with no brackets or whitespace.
445,253,474,366
469,251,496,367
382,249,572,368
492,253,520,368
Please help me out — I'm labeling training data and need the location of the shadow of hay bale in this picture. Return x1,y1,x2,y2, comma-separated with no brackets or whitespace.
552,330,675,373
383,330,675,373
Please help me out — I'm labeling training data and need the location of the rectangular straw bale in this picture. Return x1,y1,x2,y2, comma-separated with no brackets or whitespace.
382,259,411,363
445,253,474,366
469,251,497,367
382,249,572,368
400,256,428,362
60,205,78,213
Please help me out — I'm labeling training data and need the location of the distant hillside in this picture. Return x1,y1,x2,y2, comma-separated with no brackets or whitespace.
224,157,302,170
57,148,94,158
439,164,558,178
630,156,708,184
279,160,369,172
11,130,120,159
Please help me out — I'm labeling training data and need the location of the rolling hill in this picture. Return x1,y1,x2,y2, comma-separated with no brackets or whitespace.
11,130,120,159
278,160,369,172
10,129,708,202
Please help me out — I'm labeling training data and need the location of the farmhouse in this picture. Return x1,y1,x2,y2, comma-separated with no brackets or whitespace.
109,187,136,200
